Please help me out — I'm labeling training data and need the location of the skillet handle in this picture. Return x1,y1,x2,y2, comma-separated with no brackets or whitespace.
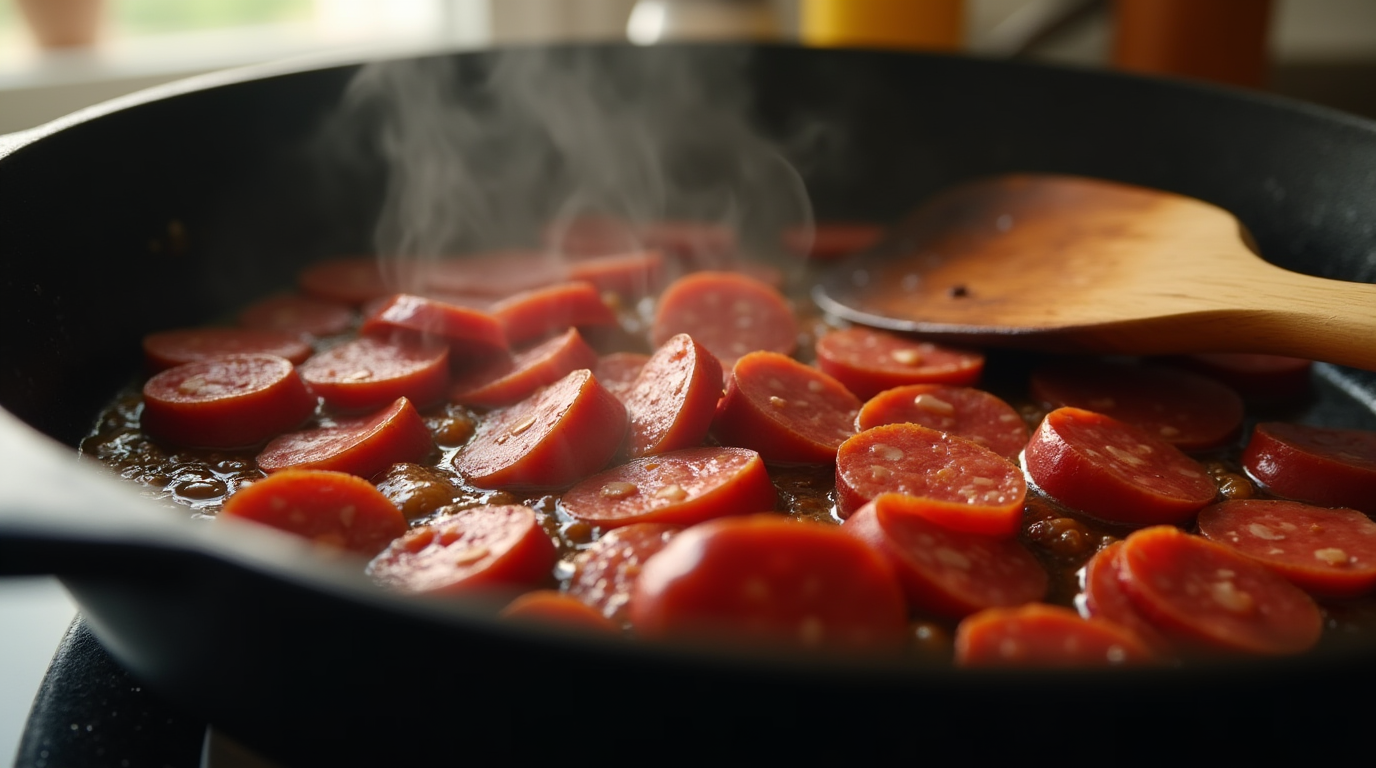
0,407,187,577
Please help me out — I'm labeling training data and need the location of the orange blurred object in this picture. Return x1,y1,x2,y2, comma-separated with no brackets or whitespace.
801,0,964,51
1113,0,1273,88
16,0,104,48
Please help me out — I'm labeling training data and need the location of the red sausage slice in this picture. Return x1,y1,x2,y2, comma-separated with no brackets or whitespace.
453,369,627,491
1197,499,1376,598
1030,360,1245,451
1024,407,1217,527
1242,422,1376,515
423,251,569,298
361,294,508,359
642,221,738,269
815,328,984,400
489,281,617,345
366,505,557,595
142,354,317,449
449,327,599,408
835,423,1025,536
712,351,861,465
567,252,667,299
143,327,313,372
560,447,776,529
221,469,406,556
256,397,434,480
651,272,798,371
1116,526,1323,656
566,523,680,623
954,603,1157,668
780,222,885,261
299,257,415,305
841,493,1048,618
499,590,622,634
1171,353,1312,402
623,334,724,457
1077,541,1174,654
630,514,909,652
594,352,650,404
299,335,449,412
544,215,639,257
855,384,1030,462
237,293,355,339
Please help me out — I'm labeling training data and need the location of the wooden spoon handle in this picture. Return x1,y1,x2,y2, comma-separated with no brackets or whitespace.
1090,260,1376,370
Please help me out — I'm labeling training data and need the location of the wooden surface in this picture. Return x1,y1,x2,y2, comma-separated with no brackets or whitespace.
817,174,1376,371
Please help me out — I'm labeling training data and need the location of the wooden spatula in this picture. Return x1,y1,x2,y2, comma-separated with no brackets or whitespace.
813,174,1376,371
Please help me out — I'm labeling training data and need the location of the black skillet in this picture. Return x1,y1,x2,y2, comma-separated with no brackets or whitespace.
2,43,1375,767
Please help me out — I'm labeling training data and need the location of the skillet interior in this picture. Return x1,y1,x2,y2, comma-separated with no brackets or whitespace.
2,43,1376,765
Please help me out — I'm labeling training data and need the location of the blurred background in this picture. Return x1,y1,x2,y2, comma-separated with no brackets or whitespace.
1,0,1374,134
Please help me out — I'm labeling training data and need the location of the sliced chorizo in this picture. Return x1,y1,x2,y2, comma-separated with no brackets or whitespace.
623,333,724,457
651,272,797,371
143,327,312,372
815,327,984,400
1077,541,1174,655
840,493,1048,619
449,327,600,408
559,447,776,529
1242,421,1376,515
256,397,434,480
453,369,627,491
221,468,406,556
834,423,1025,537
299,335,450,412
855,384,1029,462
1115,526,1323,656
566,522,680,624
1024,407,1217,527
142,354,317,449
361,293,508,359
488,281,618,345
629,514,909,653
712,351,860,465
954,603,1158,668
1196,499,1376,598
237,293,355,339
1030,360,1244,451
366,505,557,595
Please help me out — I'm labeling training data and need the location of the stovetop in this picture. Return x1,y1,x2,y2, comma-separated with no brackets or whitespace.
17,620,263,768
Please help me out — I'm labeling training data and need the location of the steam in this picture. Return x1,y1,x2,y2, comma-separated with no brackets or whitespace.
332,47,813,282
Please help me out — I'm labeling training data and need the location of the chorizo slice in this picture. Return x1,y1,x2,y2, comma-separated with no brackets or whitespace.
855,384,1030,462
1077,541,1174,655
1197,499,1376,598
560,447,775,529
361,293,508,359
594,352,650,404
489,281,618,345
141,354,317,449
1030,360,1244,451
453,369,627,491
1024,407,1217,527
500,590,622,634
367,505,557,595
623,333,724,458
712,351,861,465
299,335,450,412
222,469,406,556
566,522,681,624
237,293,355,339
1115,526,1323,656
841,493,1048,619
780,222,885,261
256,397,434,480
651,272,797,371
629,514,909,653
1242,421,1376,515
834,423,1025,537
954,603,1158,668
815,327,984,400
449,327,600,408
143,327,312,372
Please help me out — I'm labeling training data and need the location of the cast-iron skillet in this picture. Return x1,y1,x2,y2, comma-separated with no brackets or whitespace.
2,43,1375,767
